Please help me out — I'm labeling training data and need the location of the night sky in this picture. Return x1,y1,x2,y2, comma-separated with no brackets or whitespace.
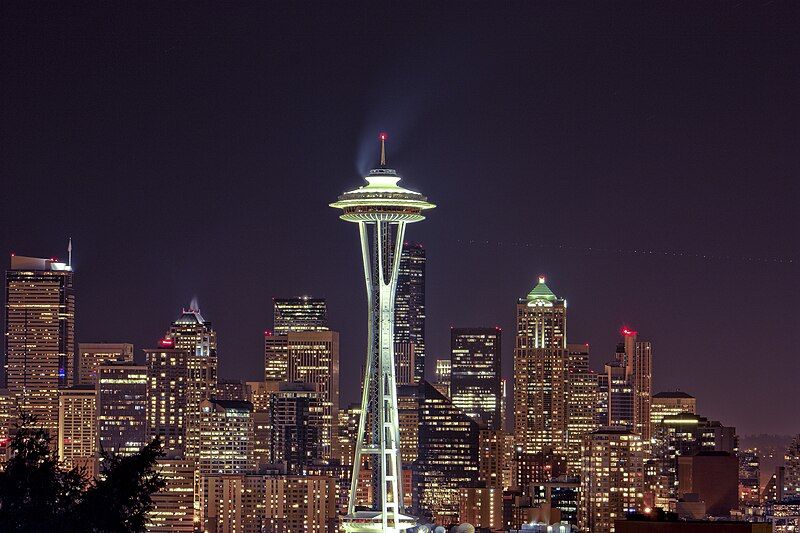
1,3,798,435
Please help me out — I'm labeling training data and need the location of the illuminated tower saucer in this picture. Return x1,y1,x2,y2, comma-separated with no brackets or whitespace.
331,133,435,532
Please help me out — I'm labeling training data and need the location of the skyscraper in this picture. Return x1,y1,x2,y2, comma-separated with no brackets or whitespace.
651,391,696,425
264,331,289,381
450,327,502,430
285,330,339,460
147,454,195,532
433,359,451,397
564,343,597,473
331,134,434,532
580,427,645,533
514,276,566,453
395,242,427,383
273,296,328,335
165,305,218,463
58,385,97,475
5,253,74,435
96,362,148,456
198,398,255,475
785,435,800,501
145,342,189,454
618,328,653,441
76,342,134,386
269,381,325,473
415,380,481,520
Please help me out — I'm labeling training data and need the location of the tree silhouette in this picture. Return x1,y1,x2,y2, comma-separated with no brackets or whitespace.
0,415,165,533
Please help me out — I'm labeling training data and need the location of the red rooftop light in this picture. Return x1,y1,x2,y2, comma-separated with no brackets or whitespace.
264,329,273,337
159,338,174,348
621,327,638,337
379,132,388,141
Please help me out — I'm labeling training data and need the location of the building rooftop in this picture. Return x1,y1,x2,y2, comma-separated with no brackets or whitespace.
653,391,695,399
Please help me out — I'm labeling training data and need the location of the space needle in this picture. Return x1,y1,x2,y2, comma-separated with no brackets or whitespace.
331,134,435,532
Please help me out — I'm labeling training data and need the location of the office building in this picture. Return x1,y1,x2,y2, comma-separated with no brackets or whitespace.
201,474,337,533
479,429,505,488
564,342,597,472
580,427,645,533
677,452,739,516
514,276,567,454
5,253,74,435
264,332,289,381
273,296,328,335
651,413,737,508
269,382,324,473
164,306,218,463
198,398,254,475
145,343,189,454
433,359,451,397
617,328,653,441
284,330,339,460
147,454,195,532
597,360,634,429
96,362,148,456
415,380,481,518
651,391,696,425
57,385,96,475
459,486,503,531
395,242,427,383
530,476,581,526
394,342,416,385
334,403,361,468
76,343,134,386
786,435,800,500
738,449,761,507
215,379,247,401
450,327,502,430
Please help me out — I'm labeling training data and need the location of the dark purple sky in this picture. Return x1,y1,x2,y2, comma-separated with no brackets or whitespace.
1,3,798,434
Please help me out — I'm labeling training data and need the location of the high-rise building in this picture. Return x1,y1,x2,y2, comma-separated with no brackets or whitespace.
145,343,189,454
198,398,254,475
165,303,217,357
450,327,502,430
215,379,247,401
97,362,148,456
284,330,339,460
564,343,597,473
786,435,800,501
618,328,653,441
273,296,328,335
147,454,195,532
334,403,362,468
395,242,427,383
76,343,134,386
415,380,481,519
246,379,281,471
394,342,416,385
677,451,739,516
269,382,324,473
651,391,696,425
597,360,634,429
5,253,74,435
165,306,218,464
57,385,96,475
514,276,567,455
459,486,503,531
264,331,289,381
200,474,337,533
738,449,761,507
651,413,738,509
0,389,13,456
479,428,505,488
331,136,434,532
433,359,451,397
580,427,645,533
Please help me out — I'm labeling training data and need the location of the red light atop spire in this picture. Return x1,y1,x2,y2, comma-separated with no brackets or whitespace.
621,327,638,337
379,132,388,141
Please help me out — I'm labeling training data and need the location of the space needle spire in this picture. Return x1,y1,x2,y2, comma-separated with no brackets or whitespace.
331,134,435,532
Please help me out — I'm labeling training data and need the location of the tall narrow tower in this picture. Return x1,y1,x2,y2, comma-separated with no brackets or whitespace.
331,134,435,532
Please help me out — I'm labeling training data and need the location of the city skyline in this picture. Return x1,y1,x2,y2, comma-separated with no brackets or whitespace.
1,3,797,442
